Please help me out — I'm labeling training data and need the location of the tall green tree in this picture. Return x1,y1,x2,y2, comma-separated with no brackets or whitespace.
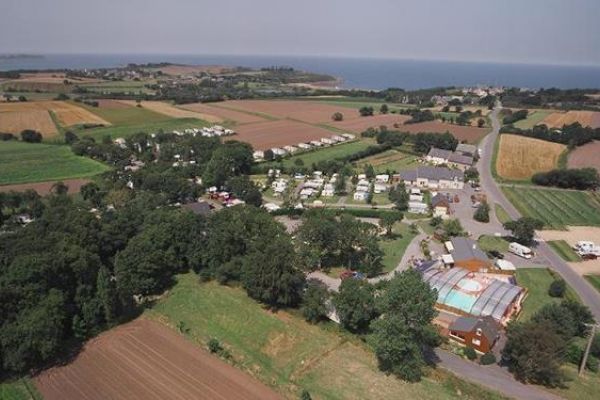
389,182,409,211
503,217,544,245
333,279,377,332
301,279,330,323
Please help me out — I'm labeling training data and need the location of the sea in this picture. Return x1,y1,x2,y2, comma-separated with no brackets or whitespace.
1,54,600,91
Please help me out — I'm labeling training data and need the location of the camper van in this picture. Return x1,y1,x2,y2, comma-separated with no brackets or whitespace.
509,242,533,259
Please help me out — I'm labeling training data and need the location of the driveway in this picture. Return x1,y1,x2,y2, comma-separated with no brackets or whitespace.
480,104,600,321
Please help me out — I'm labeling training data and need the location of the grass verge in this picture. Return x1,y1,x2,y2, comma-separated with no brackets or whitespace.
547,240,582,262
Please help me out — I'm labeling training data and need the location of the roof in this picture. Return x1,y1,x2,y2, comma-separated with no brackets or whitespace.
399,166,464,182
421,266,525,321
456,143,478,155
450,237,490,263
431,193,449,207
182,201,212,216
428,148,453,160
448,152,474,166
449,316,499,341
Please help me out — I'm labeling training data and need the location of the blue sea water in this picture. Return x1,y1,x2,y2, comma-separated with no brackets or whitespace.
1,54,600,90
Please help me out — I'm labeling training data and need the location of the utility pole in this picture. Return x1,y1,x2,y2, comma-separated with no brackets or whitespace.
579,323,598,376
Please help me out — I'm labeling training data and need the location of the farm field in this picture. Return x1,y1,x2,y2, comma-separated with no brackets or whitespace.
34,318,281,400
312,98,413,112
220,99,352,123
273,139,374,167
496,134,566,180
513,110,552,129
356,148,420,173
541,110,600,128
76,101,169,125
0,379,42,400
327,113,411,132
547,240,582,262
80,80,156,95
76,117,208,140
394,121,489,143
235,119,336,150
117,100,223,123
0,141,109,185
515,268,579,321
180,102,267,124
146,273,506,400
0,178,92,195
502,186,600,229
568,140,600,172
0,109,57,136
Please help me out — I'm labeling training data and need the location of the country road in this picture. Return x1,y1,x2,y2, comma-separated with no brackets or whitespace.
480,104,600,321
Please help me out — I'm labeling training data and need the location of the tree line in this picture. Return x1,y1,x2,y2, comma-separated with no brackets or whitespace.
500,122,600,148
532,168,600,190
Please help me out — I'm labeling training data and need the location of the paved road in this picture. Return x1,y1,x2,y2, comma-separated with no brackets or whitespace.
480,104,600,321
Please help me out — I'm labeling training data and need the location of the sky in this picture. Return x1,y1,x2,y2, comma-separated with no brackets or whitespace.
1,0,600,66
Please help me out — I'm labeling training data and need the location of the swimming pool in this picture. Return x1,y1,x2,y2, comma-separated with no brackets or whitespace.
444,290,477,313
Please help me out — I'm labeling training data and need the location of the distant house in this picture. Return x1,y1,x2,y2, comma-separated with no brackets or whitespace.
397,167,464,190
431,193,451,218
448,237,493,272
182,201,212,216
426,148,474,169
448,316,500,354
321,137,336,145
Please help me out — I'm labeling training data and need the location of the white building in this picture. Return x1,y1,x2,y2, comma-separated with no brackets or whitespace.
353,191,369,201
408,201,428,214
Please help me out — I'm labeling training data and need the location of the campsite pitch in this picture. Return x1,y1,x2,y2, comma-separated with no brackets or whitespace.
34,318,282,400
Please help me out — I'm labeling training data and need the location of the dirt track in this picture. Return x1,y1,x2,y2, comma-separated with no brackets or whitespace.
0,178,91,195
34,318,282,400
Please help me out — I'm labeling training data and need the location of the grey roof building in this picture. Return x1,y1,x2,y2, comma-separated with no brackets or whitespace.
456,143,478,156
450,237,490,265
427,147,473,167
399,166,464,182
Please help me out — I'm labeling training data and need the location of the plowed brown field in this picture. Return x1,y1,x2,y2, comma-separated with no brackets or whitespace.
221,99,354,123
235,120,335,150
117,100,223,123
398,121,489,143
330,114,411,132
34,318,281,400
568,140,600,171
180,102,268,124
0,178,91,195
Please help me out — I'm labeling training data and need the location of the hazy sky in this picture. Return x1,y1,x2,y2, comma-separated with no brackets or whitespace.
1,0,599,66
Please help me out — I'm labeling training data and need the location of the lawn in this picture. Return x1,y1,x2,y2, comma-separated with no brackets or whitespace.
547,240,582,262
513,110,552,130
478,235,509,253
77,117,208,140
550,363,600,400
77,102,170,125
0,378,42,400
0,141,110,185
584,275,600,293
515,268,579,321
380,222,418,273
311,98,413,112
356,149,420,174
502,186,600,229
271,139,374,168
494,203,512,224
147,273,506,400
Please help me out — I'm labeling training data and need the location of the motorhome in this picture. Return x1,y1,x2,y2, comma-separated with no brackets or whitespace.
509,242,533,259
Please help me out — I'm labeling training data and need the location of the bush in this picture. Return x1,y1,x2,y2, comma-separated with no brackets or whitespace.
463,347,477,360
480,352,497,365
20,129,43,143
587,356,599,373
473,202,490,223
208,338,223,354
548,279,566,298
300,389,312,400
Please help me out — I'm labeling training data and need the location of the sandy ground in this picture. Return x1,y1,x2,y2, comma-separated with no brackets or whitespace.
539,226,600,274
34,318,282,400
0,178,91,195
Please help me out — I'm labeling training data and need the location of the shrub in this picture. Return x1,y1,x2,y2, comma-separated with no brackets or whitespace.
548,279,566,298
480,352,497,365
474,202,490,223
300,389,312,400
208,338,223,354
463,347,477,360
565,343,583,365
587,356,599,373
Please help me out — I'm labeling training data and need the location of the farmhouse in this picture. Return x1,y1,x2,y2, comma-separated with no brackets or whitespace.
422,266,525,325
426,148,474,169
431,193,451,218
448,316,500,354
446,237,493,272
396,167,465,190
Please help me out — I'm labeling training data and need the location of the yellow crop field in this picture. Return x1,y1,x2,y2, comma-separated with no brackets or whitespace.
0,109,58,135
496,134,566,180
541,110,600,128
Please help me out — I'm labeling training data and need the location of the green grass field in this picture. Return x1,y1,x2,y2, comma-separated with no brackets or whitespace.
0,141,110,185
513,110,552,130
0,378,42,400
77,117,208,140
77,102,170,125
548,240,582,262
380,222,418,273
478,235,509,253
516,268,579,321
494,203,512,224
81,80,156,95
502,187,600,229
147,273,506,400
356,149,420,174
270,139,375,168
584,275,600,293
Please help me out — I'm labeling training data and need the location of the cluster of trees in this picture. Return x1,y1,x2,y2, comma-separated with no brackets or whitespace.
20,129,43,143
500,122,600,147
359,106,375,117
500,88,600,110
503,217,544,246
532,168,600,190
413,132,458,154
400,108,435,124
502,109,529,125
295,211,386,276
503,300,595,387
0,132,16,141
473,202,490,223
